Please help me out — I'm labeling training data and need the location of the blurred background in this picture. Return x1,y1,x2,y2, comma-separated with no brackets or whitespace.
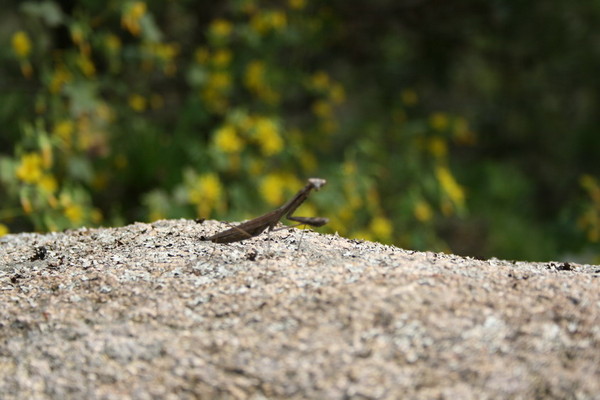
1,0,599,262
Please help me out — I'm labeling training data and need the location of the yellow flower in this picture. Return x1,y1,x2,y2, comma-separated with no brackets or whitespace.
40,137,53,169
194,47,210,64
588,227,599,242
243,60,279,103
312,100,332,118
430,112,449,131
353,230,373,241
329,83,346,104
310,71,330,90
149,210,165,222
338,204,353,222
319,119,337,134
39,174,58,193
208,71,232,90
214,124,244,153
254,117,283,156
121,1,146,36
12,31,31,58
428,136,447,158
436,165,465,208
453,117,476,145
249,159,265,176
366,187,381,209
370,216,393,239
149,42,179,61
20,195,33,214
260,174,286,206
49,66,72,94
91,208,103,224
0,223,9,237
343,161,357,176
401,89,418,106
105,34,121,52
53,120,74,143
414,200,433,222
580,174,600,204
130,2,147,19
300,150,317,172
580,174,598,192
289,0,306,10
270,11,287,30
250,12,286,34
64,204,84,224
210,19,233,38
212,49,232,67
76,54,96,77
188,173,223,217
20,61,33,78
244,60,265,90
16,153,44,184
201,88,228,114
70,25,85,45
129,94,147,112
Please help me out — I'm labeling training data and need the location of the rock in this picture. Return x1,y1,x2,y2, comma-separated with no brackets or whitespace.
1,219,599,399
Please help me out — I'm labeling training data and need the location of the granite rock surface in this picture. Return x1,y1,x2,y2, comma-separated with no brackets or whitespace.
1,219,599,399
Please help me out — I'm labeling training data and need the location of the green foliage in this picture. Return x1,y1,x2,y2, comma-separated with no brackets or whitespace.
1,0,599,262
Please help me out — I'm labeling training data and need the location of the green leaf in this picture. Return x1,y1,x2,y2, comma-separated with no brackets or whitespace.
63,82,98,116
21,1,64,27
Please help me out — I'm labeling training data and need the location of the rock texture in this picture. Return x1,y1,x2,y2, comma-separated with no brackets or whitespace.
0,219,599,399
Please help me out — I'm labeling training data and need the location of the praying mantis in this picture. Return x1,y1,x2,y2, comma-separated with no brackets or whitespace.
200,178,328,243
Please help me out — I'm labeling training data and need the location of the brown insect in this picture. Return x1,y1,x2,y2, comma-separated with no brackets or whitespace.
200,178,328,243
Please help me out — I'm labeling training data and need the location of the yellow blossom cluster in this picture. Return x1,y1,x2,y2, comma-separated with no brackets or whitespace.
53,104,113,155
210,19,233,39
48,65,72,94
11,31,33,77
252,117,284,156
212,113,285,161
578,175,600,242
129,94,147,112
14,150,62,217
250,10,287,35
105,34,122,53
186,171,224,217
11,31,31,58
413,200,433,222
429,112,449,132
288,0,306,10
201,71,232,113
307,71,345,133
143,42,180,75
452,116,477,145
61,194,84,224
259,173,301,206
244,60,279,104
333,162,361,226
121,1,147,36
214,125,244,154
16,153,45,184
436,165,465,214
328,162,394,242
196,44,236,113
401,89,418,106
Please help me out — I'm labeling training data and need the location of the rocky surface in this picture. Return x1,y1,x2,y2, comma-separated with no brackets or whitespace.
0,219,599,399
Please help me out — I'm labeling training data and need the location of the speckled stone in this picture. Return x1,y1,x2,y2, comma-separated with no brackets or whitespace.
1,219,599,399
